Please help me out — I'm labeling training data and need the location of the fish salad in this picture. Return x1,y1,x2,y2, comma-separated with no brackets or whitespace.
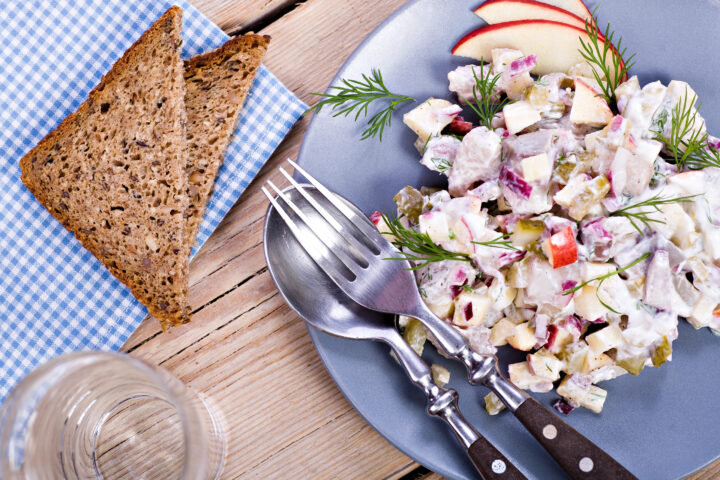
374,48,720,414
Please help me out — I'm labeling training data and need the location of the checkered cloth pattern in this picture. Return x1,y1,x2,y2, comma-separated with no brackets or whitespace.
0,0,306,403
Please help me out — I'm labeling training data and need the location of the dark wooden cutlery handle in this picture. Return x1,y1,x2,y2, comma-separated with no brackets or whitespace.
468,436,528,479
513,398,637,480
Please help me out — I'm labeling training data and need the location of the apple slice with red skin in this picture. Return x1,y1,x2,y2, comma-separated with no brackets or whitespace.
541,225,578,268
474,0,587,30
532,0,591,20
452,20,622,78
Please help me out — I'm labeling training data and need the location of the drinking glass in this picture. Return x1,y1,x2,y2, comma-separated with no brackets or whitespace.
0,351,225,479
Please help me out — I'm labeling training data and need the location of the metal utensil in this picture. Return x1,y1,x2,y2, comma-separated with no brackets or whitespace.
263,183,526,480
261,159,637,480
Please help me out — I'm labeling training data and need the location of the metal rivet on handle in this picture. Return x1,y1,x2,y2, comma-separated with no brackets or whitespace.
579,457,594,472
542,424,558,440
491,459,507,474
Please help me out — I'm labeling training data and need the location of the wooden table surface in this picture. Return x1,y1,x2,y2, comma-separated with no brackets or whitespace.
122,1,719,478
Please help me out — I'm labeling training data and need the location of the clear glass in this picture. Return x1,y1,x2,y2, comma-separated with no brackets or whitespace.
0,352,225,480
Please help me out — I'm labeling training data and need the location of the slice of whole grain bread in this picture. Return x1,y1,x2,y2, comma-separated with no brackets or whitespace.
19,6,191,325
183,34,270,246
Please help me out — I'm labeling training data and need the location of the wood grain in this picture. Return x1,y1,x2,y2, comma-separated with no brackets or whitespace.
120,0,720,478
187,0,297,33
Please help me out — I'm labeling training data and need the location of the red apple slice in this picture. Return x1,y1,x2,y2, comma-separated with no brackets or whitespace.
452,20,621,78
474,0,587,30
535,0,591,20
570,77,613,126
541,225,578,268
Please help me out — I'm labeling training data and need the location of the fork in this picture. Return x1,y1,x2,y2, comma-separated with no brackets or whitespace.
261,159,637,480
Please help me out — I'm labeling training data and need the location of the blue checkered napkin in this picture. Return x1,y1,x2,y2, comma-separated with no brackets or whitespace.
0,0,306,402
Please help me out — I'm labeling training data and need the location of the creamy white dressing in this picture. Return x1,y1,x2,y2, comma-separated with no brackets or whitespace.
393,49,719,413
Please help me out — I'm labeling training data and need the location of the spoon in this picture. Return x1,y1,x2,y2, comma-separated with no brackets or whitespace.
263,183,526,480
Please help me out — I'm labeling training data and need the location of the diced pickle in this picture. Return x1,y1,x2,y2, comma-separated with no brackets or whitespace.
394,185,425,223
403,317,428,357
512,219,545,247
617,357,645,376
525,85,548,107
420,186,441,196
525,240,547,260
652,336,672,368
553,152,593,184
568,175,610,220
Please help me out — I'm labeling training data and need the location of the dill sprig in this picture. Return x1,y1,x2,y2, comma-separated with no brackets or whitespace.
652,91,720,170
460,63,509,129
306,69,415,141
472,233,518,251
562,252,651,298
381,214,472,270
577,9,635,107
610,194,698,234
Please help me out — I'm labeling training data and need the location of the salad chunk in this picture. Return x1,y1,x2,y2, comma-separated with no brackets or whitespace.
381,47,720,413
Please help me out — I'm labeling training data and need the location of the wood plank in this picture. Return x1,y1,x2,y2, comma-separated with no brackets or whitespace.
188,0,296,33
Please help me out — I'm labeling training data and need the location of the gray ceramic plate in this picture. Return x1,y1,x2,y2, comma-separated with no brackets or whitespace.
295,1,720,478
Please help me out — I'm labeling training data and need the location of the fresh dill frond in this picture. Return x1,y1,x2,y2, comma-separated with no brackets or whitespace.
577,8,635,106
609,194,698,234
471,233,518,251
562,252,651,296
306,68,415,141
652,90,720,170
381,214,472,270
460,63,509,129
430,157,452,172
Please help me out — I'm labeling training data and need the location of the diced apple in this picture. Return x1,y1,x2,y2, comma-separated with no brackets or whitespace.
403,98,459,144
488,279,517,310
475,0,587,29
452,20,621,77
583,262,616,282
527,349,563,381
573,285,608,321
452,291,492,328
556,374,590,405
585,324,624,353
563,340,590,374
667,171,706,196
431,364,450,387
521,153,552,182
582,351,613,373
450,218,475,255
507,322,537,351
580,385,607,413
418,211,451,243
490,317,517,346
508,361,554,392
502,101,541,134
491,47,524,73
369,211,397,243
688,295,716,329
541,226,577,268
570,77,613,126
484,392,507,415
614,75,641,113
546,324,575,354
